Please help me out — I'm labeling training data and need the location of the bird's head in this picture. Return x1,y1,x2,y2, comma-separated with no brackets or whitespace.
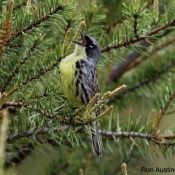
73,32,100,59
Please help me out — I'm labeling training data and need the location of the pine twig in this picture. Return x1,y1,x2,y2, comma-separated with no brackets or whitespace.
6,126,175,147
100,130,175,145
109,40,151,82
1,100,70,125
1,41,38,92
109,32,175,82
115,57,175,98
7,126,68,142
153,91,175,136
101,18,175,53
5,4,63,48
76,85,127,124
7,57,61,96
100,130,152,140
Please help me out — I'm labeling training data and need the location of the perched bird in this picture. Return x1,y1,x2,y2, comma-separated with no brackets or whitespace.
59,32,102,156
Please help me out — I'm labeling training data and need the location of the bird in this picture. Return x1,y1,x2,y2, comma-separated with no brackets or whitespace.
59,32,102,156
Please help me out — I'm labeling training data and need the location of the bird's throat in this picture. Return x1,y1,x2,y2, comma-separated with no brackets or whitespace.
74,44,86,57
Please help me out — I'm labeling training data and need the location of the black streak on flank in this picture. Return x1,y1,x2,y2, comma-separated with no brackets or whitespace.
75,79,80,97
81,94,85,104
79,69,83,75
80,59,86,64
81,83,89,103
74,70,78,77
76,61,80,69
91,70,94,80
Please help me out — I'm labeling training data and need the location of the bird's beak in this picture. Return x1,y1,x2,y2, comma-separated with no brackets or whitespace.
72,32,87,47
80,32,87,46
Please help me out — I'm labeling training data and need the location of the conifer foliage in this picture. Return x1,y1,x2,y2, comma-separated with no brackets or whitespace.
1,0,175,174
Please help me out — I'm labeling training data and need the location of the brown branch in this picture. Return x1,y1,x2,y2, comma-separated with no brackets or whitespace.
7,127,175,147
1,101,69,124
159,134,175,140
109,40,151,82
101,18,175,53
153,91,175,136
1,101,54,119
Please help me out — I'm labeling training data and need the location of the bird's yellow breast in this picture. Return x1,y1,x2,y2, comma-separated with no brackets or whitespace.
59,46,86,107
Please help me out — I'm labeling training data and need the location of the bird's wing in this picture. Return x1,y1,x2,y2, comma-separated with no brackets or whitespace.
76,59,102,156
75,59,99,104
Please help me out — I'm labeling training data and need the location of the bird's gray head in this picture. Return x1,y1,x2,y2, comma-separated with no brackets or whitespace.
73,32,100,60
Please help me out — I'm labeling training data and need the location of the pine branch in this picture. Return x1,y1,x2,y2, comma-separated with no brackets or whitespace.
1,41,38,92
1,101,55,119
109,40,151,82
101,18,175,53
7,57,61,96
7,127,175,147
100,130,175,145
1,101,69,124
153,91,175,135
7,126,68,142
2,85,127,129
5,4,64,47
101,130,152,140
109,31,175,82
117,57,175,97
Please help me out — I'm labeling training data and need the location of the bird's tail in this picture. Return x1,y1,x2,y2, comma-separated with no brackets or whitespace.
91,121,103,156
